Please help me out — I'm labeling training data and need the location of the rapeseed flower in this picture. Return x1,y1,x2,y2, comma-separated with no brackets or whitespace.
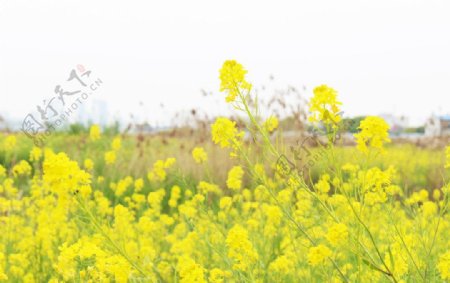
89,124,101,141
192,147,208,163
105,150,116,165
227,166,244,191
84,158,94,171
43,151,91,198
0,60,448,283
197,181,221,195
211,117,242,148
148,158,176,182
168,185,181,207
438,251,450,280
211,117,244,157
112,136,122,150
226,225,259,271
177,256,206,283
134,178,144,192
326,223,349,246
308,85,342,126
3,135,16,151
209,268,231,283
29,147,42,162
307,245,332,266
264,116,279,132
12,160,32,177
219,60,252,103
269,254,295,275
354,116,391,154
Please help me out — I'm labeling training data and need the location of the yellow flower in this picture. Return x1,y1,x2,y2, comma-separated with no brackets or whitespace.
12,160,32,177
197,181,221,195
97,176,105,183
219,60,252,103
89,124,101,141
112,136,122,151
169,185,181,207
177,256,206,283
148,158,176,182
0,271,7,281
219,196,233,210
433,189,441,201
29,147,42,162
307,244,332,266
209,268,231,283
4,135,17,151
134,178,144,192
84,158,94,171
105,254,132,282
227,166,244,191
384,246,408,278
360,167,394,205
326,223,349,246
211,117,244,157
226,225,259,271
264,116,279,132
308,85,342,126
115,176,133,197
438,251,450,280
104,150,116,165
148,189,166,212
43,152,91,198
354,116,391,154
211,117,241,148
254,163,265,177
269,254,294,275
315,174,331,194
148,161,166,182
421,201,437,217
192,147,208,164
0,252,7,281
263,205,282,237
164,157,176,168
157,261,172,282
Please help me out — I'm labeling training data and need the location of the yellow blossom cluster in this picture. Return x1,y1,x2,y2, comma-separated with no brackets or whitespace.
354,116,391,154
264,116,279,133
0,62,448,282
308,85,342,126
147,157,176,182
192,146,208,164
219,60,252,103
89,124,101,141
211,117,244,157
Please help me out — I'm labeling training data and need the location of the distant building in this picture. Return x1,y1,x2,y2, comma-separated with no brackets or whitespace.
425,115,450,137
74,99,109,126
90,99,108,126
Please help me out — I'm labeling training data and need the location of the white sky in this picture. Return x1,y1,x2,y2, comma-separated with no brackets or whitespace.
1,0,449,127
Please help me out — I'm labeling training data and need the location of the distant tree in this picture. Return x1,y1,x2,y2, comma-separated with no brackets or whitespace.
68,123,88,134
103,121,121,136
342,116,366,133
404,126,425,134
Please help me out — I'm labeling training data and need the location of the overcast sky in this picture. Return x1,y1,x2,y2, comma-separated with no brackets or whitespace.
1,0,449,127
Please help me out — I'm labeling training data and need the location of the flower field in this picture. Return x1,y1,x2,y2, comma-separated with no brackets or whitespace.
0,61,449,282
